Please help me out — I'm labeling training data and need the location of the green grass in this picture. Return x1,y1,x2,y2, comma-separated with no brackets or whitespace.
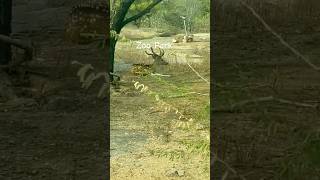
195,103,210,125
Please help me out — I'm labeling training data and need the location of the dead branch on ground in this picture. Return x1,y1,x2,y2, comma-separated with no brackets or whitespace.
186,62,209,84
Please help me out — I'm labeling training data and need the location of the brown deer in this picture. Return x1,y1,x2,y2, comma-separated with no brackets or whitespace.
131,47,168,76
145,47,168,66
145,47,168,73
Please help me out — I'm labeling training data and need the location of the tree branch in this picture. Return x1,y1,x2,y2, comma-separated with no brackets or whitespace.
111,0,135,32
0,34,32,51
0,34,34,67
121,0,163,28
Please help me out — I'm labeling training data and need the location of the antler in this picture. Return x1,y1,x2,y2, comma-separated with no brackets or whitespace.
159,48,164,57
145,47,165,57
150,47,156,54
145,47,154,55
145,50,153,55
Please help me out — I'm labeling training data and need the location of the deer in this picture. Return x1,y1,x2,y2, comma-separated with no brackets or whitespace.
145,47,168,65
172,34,194,43
131,47,168,76
145,47,169,73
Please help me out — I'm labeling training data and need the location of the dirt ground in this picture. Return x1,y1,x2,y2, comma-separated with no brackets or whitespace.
0,32,107,179
0,1,110,179
3,1,210,179
0,26,210,180
212,30,320,179
110,28,210,179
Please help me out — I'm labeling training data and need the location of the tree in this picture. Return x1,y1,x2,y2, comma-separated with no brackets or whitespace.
0,0,34,101
0,0,12,65
145,0,209,33
109,0,163,81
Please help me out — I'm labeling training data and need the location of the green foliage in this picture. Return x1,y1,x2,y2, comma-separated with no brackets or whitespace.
149,76,192,98
111,0,209,32
110,30,120,40
128,0,154,15
144,0,210,33
180,139,210,157
195,103,210,123
111,0,158,27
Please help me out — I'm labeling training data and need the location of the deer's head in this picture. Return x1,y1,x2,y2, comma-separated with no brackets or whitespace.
145,47,168,65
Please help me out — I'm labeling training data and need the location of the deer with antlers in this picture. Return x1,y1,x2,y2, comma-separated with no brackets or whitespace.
131,47,168,76
145,47,168,73
145,47,168,65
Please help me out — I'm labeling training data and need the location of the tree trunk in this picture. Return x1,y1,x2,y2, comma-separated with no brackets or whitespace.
0,0,12,65
109,0,163,81
109,37,117,78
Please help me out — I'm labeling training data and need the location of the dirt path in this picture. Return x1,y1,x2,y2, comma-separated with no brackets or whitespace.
110,82,210,180
110,37,210,179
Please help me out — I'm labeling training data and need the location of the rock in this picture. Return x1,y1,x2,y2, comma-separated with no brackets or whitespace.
177,170,185,176
165,168,185,177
